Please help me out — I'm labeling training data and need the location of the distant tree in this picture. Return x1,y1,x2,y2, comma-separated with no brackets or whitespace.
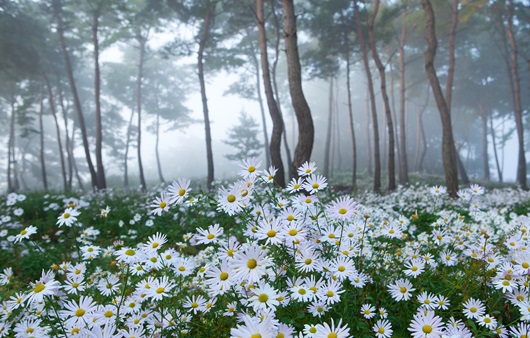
223,111,263,161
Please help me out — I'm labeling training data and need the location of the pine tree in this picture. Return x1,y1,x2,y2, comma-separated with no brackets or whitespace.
223,111,263,162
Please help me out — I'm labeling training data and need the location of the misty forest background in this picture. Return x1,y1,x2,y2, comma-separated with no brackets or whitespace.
1,0,529,196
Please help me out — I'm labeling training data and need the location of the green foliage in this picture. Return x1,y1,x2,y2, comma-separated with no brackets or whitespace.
223,111,263,162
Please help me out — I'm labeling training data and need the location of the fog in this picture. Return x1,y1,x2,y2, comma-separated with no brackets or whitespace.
1,0,528,193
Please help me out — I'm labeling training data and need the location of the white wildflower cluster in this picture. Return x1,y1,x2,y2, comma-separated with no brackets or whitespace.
3,161,530,337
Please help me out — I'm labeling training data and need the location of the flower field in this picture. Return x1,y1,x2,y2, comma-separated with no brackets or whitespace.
2,160,530,337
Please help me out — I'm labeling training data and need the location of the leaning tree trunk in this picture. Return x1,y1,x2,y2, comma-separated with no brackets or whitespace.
44,75,67,191
93,11,106,190
136,34,147,192
399,9,409,185
270,0,293,179
38,80,48,191
54,0,97,190
445,0,469,185
365,87,372,176
422,0,459,198
354,0,381,193
198,7,215,190
282,0,314,176
507,0,527,189
257,0,286,187
367,0,396,192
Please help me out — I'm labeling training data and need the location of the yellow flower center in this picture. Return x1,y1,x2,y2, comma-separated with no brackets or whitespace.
411,266,418,271
64,213,71,219
104,310,113,318
523,262,529,269
191,302,199,308
156,287,164,294
33,283,45,294
327,333,337,338
289,229,298,236
251,334,261,338
227,195,236,203
286,215,294,222
258,294,268,303
207,234,215,240
267,230,276,237
248,166,255,173
247,259,257,269
152,242,159,249
75,309,85,317
227,249,234,257
220,272,229,281
338,266,345,272
422,325,432,334
326,290,334,297
20,229,27,236
378,328,385,334
298,288,306,295
178,189,186,196
293,184,300,189
178,266,186,272
305,258,312,265
399,287,407,293
159,202,166,209
312,183,319,189
470,307,477,313
26,328,34,333
338,208,347,215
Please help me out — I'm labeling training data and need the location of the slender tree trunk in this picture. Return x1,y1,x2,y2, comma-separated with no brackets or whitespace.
44,75,67,191
57,80,73,190
346,58,357,191
390,57,402,183
422,0,459,197
507,0,527,189
367,0,395,191
354,0,380,193
478,102,490,181
334,79,342,172
93,11,106,190
489,104,503,182
136,34,147,192
39,80,48,191
323,77,333,178
399,9,409,185
124,103,135,188
154,89,165,184
198,7,215,190
70,126,85,191
414,90,430,172
270,0,292,179
282,0,314,176
365,87,372,176
256,0,286,187
250,43,271,168
53,0,97,190
8,93,17,192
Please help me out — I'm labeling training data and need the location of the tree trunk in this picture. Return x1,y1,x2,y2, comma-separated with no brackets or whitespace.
93,11,106,190
354,0,380,193
365,87,372,176
507,0,527,189
198,6,215,190
256,0,286,187
270,0,293,179
367,0,395,191
250,42,271,168
323,77,333,178
136,34,147,192
346,58,357,191
57,79,73,190
53,0,97,190
445,0,469,185
421,0,459,198
390,56,401,184
124,103,135,188
39,80,48,191
44,75,67,191
478,102,490,181
70,126,85,191
489,104,503,182
398,9,409,185
282,0,314,177
413,90,429,172
8,92,18,192
154,90,165,184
